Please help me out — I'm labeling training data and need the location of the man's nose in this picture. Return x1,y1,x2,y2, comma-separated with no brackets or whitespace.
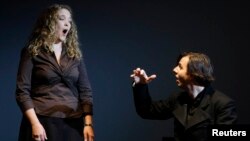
173,67,177,74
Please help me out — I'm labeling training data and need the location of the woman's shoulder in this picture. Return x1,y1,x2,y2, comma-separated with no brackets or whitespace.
19,46,31,57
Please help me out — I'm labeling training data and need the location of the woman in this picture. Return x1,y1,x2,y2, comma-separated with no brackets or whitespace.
16,4,94,141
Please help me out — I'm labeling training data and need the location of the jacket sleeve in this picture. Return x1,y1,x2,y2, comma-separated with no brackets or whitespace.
15,47,34,112
133,83,174,120
77,58,93,115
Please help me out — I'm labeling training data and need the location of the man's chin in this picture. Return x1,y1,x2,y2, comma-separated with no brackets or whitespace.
176,83,184,89
176,81,181,86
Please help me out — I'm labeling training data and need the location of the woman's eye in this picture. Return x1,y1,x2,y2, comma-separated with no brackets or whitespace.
58,16,65,20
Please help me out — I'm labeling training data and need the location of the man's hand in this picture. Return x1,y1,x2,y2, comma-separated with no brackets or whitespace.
130,68,156,84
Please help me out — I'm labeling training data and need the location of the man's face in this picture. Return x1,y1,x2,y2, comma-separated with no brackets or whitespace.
173,56,192,89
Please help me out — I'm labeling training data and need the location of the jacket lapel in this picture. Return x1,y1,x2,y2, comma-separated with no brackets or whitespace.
173,86,214,130
59,46,69,72
173,102,188,127
186,95,210,129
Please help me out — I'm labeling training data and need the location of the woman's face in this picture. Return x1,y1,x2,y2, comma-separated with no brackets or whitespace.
54,8,72,43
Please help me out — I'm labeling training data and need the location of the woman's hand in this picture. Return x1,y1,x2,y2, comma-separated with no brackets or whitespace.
83,125,94,141
24,108,47,141
31,123,47,141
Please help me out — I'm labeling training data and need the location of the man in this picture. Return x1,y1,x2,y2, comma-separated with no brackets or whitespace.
131,52,237,141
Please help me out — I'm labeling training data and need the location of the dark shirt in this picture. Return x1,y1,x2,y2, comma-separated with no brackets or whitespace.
16,46,93,118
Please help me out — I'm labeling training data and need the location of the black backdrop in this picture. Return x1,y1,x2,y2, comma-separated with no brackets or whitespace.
0,0,249,141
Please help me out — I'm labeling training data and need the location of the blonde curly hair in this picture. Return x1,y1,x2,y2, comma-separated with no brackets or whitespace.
27,4,82,58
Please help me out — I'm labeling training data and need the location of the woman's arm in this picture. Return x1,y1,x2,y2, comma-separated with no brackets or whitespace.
83,115,94,141
24,108,47,141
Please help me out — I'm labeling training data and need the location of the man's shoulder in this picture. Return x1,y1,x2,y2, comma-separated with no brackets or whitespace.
210,90,235,106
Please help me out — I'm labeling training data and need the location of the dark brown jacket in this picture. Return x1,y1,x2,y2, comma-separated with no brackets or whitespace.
16,46,93,118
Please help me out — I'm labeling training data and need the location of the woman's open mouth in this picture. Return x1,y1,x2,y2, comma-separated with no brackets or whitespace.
62,29,68,35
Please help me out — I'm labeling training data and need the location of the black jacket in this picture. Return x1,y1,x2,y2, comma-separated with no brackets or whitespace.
133,84,237,141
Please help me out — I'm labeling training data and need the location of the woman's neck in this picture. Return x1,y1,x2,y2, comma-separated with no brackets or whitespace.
52,42,62,65
53,42,62,48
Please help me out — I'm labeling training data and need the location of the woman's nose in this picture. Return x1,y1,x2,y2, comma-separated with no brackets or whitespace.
64,21,70,26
